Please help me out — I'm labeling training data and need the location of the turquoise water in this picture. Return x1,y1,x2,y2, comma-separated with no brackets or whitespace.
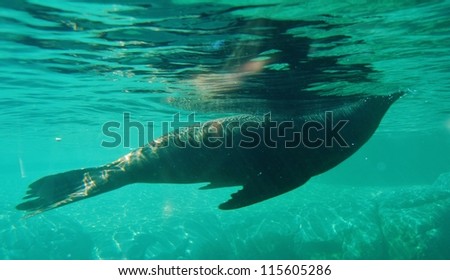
1,0,450,259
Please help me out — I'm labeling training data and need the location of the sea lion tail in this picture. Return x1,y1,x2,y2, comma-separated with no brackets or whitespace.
16,165,125,217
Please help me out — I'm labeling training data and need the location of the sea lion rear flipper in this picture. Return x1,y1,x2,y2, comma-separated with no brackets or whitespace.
218,174,310,210
16,165,127,217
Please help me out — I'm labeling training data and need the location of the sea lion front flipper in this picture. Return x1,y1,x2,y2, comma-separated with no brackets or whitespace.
218,174,310,210
199,182,238,190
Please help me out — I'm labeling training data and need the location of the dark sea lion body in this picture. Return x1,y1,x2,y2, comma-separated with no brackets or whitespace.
17,92,403,216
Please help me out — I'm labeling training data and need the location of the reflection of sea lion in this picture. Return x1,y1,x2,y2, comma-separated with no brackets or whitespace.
17,92,403,216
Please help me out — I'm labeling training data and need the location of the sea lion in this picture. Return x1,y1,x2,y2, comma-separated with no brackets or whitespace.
17,92,404,216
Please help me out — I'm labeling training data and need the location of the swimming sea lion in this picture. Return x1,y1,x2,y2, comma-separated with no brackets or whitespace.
17,92,404,216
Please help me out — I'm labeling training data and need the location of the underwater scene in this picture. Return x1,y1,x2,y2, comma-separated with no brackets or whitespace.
1,0,449,260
